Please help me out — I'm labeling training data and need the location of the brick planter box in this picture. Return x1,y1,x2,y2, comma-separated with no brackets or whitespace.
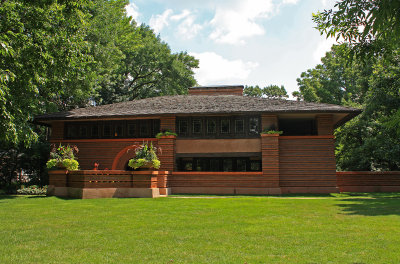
48,170,170,199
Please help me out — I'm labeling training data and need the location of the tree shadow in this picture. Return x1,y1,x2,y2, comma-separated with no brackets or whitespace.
336,193,400,216
0,195,19,200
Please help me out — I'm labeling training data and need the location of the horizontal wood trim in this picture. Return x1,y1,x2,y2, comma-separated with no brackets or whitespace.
50,138,157,143
280,136,334,139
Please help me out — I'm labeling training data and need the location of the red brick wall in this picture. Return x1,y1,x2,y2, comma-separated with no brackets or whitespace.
50,139,158,170
169,172,280,194
261,134,280,188
51,122,64,140
158,136,175,171
337,171,400,192
317,114,334,135
160,116,176,132
279,136,338,193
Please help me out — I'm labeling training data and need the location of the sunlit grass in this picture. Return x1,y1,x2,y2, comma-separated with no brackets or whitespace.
1,194,400,263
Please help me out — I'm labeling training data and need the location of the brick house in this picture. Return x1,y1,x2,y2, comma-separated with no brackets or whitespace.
35,85,362,197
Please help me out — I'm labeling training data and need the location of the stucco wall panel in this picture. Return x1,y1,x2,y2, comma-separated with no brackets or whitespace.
175,139,261,154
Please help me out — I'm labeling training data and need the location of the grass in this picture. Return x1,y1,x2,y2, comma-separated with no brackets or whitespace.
1,194,400,263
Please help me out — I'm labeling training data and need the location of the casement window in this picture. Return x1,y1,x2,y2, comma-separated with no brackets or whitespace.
114,124,124,137
79,126,88,138
178,120,188,135
207,119,216,134
66,125,77,138
127,123,136,137
175,116,261,138
177,157,261,172
249,117,259,134
91,125,99,138
220,119,230,134
103,124,111,137
192,119,202,134
235,119,244,133
64,119,160,139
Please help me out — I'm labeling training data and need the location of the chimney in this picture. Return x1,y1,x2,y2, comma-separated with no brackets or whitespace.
188,85,244,96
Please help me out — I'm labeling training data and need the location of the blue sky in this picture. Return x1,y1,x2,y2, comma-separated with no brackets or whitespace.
126,0,338,96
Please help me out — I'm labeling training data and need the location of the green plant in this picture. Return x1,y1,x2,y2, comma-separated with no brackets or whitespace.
128,142,161,170
156,130,178,139
46,144,79,171
261,129,283,135
17,185,47,195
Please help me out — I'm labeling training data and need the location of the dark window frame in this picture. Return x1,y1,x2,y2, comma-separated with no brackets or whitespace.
64,119,160,139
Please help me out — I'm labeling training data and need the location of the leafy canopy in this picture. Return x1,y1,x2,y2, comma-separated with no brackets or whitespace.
244,85,288,99
313,0,400,57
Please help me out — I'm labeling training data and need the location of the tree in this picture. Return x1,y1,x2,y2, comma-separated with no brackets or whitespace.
263,85,289,99
293,44,400,171
294,44,371,106
244,85,288,99
94,23,198,104
313,0,400,57
243,85,263,97
0,0,95,145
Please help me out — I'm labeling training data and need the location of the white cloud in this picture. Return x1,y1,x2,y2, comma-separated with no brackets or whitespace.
282,0,299,4
176,14,203,40
125,3,140,22
149,9,173,33
171,9,191,21
190,52,259,85
313,37,337,62
209,0,275,45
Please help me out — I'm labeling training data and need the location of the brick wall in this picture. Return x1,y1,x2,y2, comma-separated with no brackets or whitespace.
337,171,400,192
279,136,338,193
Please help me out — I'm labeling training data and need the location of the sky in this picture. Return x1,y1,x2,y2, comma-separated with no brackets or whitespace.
126,0,338,96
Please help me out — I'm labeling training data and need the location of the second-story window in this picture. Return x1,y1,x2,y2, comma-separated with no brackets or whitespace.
91,125,99,137
127,123,136,137
103,124,111,137
235,119,244,133
249,117,259,134
220,119,230,134
192,119,202,134
178,120,188,135
207,119,216,134
115,124,123,137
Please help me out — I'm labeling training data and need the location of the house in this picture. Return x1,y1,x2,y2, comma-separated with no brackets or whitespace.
34,85,362,198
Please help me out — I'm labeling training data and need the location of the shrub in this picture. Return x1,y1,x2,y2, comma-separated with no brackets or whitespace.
128,143,161,170
17,185,47,195
261,129,283,135
46,144,79,171
156,130,177,139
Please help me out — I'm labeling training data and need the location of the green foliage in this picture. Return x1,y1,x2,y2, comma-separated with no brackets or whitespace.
244,85,288,99
128,143,161,170
17,185,47,195
294,44,370,105
46,144,79,171
243,85,263,97
156,131,178,139
90,3,199,104
313,0,400,58
0,0,199,146
261,130,283,135
0,0,94,145
294,44,400,171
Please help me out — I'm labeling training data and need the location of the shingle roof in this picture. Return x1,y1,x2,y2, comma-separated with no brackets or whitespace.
34,95,361,121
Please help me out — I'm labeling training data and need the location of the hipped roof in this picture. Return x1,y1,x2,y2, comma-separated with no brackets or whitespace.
34,95,361,123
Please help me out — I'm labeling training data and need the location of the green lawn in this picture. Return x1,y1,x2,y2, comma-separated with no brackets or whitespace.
1,194,400,264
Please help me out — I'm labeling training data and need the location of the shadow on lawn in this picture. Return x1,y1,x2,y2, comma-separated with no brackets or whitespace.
337,193,400,216
0,195,19,200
